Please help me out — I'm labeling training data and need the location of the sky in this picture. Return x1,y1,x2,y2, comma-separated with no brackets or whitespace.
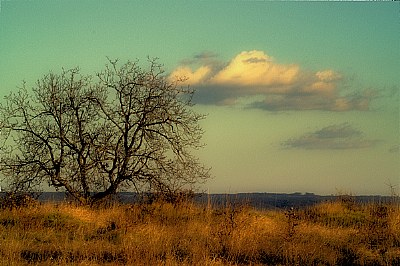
0,1,399,195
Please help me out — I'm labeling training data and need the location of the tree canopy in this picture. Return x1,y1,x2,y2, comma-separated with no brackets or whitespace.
0,59,210,205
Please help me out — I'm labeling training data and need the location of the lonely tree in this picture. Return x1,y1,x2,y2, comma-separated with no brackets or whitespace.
0,59,209,204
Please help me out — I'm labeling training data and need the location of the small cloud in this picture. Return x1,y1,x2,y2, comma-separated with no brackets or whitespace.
282,123,379,150
193,51,219,60
315,70,342,82
314,123,361,139
180,51,218,65
242,57,269,64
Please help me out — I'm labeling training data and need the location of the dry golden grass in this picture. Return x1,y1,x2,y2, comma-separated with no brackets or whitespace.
0,199,399,265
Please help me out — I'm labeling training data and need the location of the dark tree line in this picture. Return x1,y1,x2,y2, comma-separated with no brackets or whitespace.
0,59,210,205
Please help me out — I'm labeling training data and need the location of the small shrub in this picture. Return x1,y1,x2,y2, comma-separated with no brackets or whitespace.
338,194,357,211
0,192,39,210
336,246,359,266
301,202,366,228
285,207,300,239
20,249,62,263
364,204,392,250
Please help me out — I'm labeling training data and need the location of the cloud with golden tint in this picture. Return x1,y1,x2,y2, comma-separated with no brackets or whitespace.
170,50,377,111
170,65,211,85
210,50,299,87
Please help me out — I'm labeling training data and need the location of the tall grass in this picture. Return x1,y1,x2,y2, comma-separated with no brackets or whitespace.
0,198,399,265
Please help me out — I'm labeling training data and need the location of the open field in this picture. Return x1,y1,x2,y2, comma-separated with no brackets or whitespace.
0,198,399,265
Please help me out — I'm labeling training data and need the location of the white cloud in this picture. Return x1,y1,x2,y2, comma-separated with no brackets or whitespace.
315,70,341,82
209,50,300,87
170,50,377,111
169,66,211,85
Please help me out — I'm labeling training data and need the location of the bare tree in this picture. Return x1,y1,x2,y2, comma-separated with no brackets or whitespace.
0,59,210,205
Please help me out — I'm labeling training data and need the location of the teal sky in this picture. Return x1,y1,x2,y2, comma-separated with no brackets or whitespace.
0,1,399,195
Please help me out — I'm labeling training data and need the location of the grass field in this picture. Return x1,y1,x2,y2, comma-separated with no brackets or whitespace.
0,197,399,265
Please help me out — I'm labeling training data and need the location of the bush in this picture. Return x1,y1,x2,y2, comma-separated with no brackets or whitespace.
0,192,39,210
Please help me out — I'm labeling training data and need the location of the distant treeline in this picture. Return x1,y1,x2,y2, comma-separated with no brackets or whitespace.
1,192,395,209
200,192,396,209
